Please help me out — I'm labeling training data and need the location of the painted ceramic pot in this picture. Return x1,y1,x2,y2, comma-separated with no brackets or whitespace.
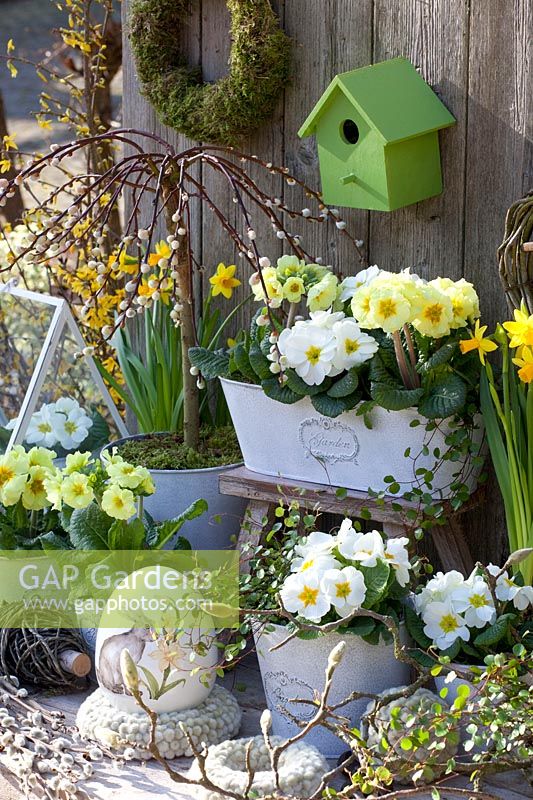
95,625,218,714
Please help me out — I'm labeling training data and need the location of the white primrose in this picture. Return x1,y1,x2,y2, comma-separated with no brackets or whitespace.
321,566,366,614
338,265,382,302
449,576,496,628
280,570,331,623
337,528,385,568
384,537,412,588
413,569,465,615
422,600,471,650
277,324,337,386
331,318,379,370
25,405,64,448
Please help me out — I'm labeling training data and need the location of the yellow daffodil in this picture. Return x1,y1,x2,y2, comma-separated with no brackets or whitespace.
148,240,172,267
61,472,94,509
503,306,533,348
283,276,305,303
210,263,241,299
512,346,533,383
459,320,498,364
101,484,136,520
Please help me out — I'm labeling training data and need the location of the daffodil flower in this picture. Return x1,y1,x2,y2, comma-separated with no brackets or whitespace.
512,346,533,383
209,263,241,299
503,305,533,348
459,320,498,364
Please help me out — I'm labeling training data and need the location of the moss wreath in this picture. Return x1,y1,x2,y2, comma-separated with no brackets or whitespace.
129,0,291,146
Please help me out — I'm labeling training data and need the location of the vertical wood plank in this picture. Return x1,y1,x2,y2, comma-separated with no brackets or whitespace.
283,0,373,274
462,0,533,567
200,0,286,334
370,0,469,281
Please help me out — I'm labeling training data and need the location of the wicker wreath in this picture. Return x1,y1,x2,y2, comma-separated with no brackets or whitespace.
129,0,291,146
498,190,533,313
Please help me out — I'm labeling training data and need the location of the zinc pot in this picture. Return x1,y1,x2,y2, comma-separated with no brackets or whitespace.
254,623,410,758
221,378,484,497
103,435,247,550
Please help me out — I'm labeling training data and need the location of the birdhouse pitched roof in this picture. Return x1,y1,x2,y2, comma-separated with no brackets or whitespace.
298,57,455,144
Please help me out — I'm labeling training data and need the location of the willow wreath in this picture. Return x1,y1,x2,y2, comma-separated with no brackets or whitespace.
129,0,291,146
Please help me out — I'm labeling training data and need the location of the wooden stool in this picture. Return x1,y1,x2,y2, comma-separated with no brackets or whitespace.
219,466,480,575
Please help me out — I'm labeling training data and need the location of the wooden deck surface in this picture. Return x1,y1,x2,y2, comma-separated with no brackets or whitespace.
0,655,530,800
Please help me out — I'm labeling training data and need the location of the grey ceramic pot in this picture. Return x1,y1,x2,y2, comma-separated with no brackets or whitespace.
102,434,247,550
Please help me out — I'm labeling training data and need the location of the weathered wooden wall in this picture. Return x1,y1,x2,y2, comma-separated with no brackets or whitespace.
122,0,533,566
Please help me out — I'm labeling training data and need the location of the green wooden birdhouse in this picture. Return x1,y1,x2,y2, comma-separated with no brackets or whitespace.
298,57,456,212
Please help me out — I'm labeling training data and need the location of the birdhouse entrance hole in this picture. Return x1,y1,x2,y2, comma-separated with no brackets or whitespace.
341,119,360,144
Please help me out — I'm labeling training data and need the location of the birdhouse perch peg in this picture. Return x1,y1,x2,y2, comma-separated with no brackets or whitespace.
298,57,456,212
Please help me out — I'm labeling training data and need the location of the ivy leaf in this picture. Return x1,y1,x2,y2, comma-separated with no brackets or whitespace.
68,503,113,549
188,347,230,379
311,390,360,418
261,377,301,405
362,561,390,608
371,382,424,411
328,368,359,398
473,613,516,648
418,375,467,419
248,344,271,380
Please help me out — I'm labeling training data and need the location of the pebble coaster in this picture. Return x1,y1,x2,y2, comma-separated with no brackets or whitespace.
76,685,242,760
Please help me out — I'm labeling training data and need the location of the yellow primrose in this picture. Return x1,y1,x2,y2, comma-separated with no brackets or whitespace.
61,472,94,509
430,277,479,328
28,447,56,470
106,460,147,490
0,450,29,506
459,320,498,365
351,285,373,328
283,276,305,303
64,451,93,475
367,287,412,333
503,306,533,348
148,240,172,267
101,484,136,520
413,285,453,338
22,466,50,511
513,346,533,383
249,268,283,306
209,263,241,300
307,273,338,312
44,473,63,511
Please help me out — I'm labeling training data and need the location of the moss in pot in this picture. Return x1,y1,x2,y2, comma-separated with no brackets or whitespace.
115,427,241,471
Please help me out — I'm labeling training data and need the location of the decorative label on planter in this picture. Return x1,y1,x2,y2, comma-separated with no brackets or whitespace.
299,417,360,464
262,670,315,721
